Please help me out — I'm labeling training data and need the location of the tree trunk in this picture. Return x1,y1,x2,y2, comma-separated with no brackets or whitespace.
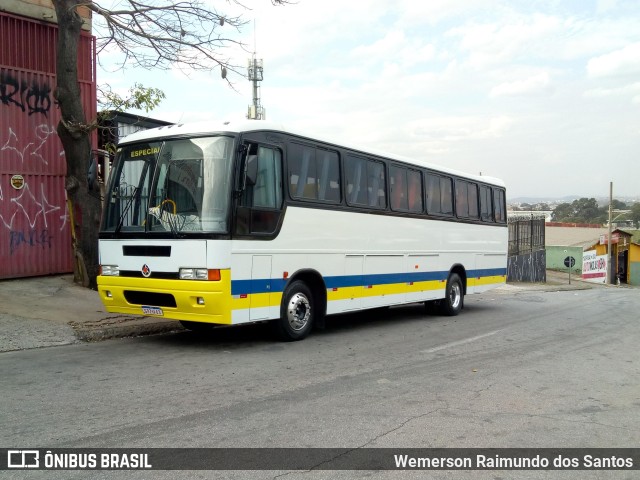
53,0,101,289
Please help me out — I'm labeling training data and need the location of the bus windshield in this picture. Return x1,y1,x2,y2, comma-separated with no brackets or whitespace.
102,136,235,234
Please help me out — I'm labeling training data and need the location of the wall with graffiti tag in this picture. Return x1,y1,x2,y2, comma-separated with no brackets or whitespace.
0,12,96,279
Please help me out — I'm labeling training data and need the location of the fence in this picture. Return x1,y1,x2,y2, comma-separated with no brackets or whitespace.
507,214,546,282
508,215,546,256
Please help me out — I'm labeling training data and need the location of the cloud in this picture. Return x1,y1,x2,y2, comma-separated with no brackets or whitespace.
449,14,562,68
584,82,640,104
395,0,502,26
351,31,436,69
410,114,514,143
587,42,640,78
490,72,552,97
93,1,640,197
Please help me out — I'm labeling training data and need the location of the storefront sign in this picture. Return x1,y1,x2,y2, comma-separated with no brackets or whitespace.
582,250,607,284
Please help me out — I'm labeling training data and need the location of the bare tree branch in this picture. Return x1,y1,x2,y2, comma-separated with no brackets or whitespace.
87,0,257,78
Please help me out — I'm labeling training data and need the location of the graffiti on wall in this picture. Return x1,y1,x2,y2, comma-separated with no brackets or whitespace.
1,125,58,165
0,123,68,258
9,228,54,255
507,250,547,283
0,182,66,256
0,71,52,117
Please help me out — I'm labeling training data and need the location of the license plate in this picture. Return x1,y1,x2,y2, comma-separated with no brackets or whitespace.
142,306,164,316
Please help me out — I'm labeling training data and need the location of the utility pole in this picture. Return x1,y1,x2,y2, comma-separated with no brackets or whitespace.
606,181,613,284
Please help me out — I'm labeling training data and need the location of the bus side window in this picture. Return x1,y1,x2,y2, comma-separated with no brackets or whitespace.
317,149,340,202
407,169,423,213
346,156,367,206
468,183,479,219
289,143,316,200
440,176,453,215
493,188,506,223
390,165,408,211
391,166,422,213
253,146,282,209
426,174,441,214
237,144,283,235
455,180,469,218
367,160,386,208
479,185,493,221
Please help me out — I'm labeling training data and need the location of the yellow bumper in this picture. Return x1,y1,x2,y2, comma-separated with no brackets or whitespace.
97,270,232,324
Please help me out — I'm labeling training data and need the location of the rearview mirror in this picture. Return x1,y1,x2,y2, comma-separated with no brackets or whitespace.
245,154,258,187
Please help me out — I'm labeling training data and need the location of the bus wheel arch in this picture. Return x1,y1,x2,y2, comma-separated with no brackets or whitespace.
449,264,467,296
273,269,326,341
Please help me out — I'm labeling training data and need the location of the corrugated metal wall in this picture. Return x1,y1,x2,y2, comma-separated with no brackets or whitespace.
0,12,96,278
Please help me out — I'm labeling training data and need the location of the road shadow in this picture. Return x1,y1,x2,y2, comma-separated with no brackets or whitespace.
145,301,494,349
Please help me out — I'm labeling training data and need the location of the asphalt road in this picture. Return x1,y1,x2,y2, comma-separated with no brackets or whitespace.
2,286,639,480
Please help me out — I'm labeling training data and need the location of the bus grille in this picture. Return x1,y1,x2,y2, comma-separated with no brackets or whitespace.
124,291,177,308
119,270,179,279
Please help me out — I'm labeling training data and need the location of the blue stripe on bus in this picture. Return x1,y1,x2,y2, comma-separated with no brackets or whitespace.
468,268,507,278
230,268,506,296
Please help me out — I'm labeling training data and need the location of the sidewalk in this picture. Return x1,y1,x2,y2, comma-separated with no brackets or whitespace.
496,269,595,293
0,275,181,352
0,271,629,352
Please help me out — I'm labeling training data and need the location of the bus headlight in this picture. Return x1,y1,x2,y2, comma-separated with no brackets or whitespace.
179,268,221,281
180,268,208,280
101,265,120,276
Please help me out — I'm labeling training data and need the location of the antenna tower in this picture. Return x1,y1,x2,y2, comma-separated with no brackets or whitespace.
247,22,265,120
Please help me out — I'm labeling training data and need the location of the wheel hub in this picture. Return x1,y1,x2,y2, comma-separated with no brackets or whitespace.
287,293,311,331
450,283,461,309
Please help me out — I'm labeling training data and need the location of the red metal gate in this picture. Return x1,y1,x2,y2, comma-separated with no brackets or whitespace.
0,12,96,278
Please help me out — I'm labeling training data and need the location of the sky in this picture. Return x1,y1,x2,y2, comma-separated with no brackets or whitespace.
96,0,640,200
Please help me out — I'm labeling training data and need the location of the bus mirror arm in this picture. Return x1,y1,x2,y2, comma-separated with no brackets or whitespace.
235,145,258,195
235,144,248,195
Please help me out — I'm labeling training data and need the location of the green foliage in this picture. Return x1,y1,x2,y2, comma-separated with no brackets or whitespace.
631,203,640,227
551,198,638,225
97,83,166,155
551,197,605,224
99,83,165,113
611,199,628,210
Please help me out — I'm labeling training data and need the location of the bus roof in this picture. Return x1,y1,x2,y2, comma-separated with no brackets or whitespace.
119,119,505,187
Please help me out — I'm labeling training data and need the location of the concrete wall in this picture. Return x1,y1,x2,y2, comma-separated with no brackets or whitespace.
507,250,546,282
630,244,640,286
546,245,583,274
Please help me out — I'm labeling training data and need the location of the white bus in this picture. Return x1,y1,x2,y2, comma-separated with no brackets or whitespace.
97,120,507,340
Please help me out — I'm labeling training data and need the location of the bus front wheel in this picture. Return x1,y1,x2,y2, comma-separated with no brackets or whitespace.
441,273,464,316
274,280,314,341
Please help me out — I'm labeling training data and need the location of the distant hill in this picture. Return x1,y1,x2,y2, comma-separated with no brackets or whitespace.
509,196,580,204
510,196,639,205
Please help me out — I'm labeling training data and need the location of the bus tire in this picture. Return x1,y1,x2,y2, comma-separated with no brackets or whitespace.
180,320,214,333
440,273,463,316
274,280,314,341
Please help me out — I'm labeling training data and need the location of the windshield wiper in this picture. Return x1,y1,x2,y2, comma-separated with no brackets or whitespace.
160,205,183,238
114,187,139,234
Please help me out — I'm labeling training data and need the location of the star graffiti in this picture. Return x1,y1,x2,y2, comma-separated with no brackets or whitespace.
1,181,62,230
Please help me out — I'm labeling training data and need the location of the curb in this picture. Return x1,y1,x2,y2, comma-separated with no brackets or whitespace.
69,316,184,342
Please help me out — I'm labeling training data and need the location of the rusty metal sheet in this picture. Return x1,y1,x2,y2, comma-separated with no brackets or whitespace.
1,12,96,278
1,12,94,80
0,173,73,278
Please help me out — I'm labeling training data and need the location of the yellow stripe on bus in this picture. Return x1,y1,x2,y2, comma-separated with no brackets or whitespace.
229,275,506,312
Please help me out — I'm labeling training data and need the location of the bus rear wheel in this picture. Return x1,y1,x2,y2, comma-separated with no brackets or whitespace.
440,273,463,316
274,280,314,341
